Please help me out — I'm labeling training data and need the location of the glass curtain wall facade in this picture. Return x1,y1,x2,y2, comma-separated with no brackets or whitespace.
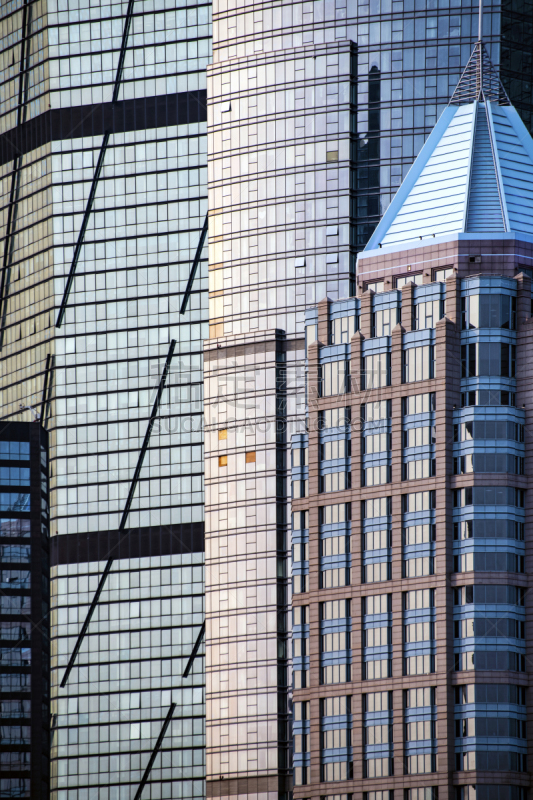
0,421,50,800
0,1,210,798
205,4,533,800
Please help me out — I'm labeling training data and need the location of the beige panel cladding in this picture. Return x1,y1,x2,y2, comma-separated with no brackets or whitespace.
356,236,533,291
207,39,354,340
204,330,293,794
206,6,357,800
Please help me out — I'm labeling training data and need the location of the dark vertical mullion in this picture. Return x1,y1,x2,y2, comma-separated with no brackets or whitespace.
17,1,33,127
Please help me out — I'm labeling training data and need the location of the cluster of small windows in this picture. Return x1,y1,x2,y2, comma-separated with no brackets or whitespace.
292,511,309,595
319,361,351,396
320,696,352,783
461,389,516,407
330,315,358,344
403,345,434,383
461,342,516,378
293,699,310,784
453,487,525,507
319,503,351,590
455,516,524,541
362,690,392,779
461,294,517,330
320,600,350,686
454,420,524,441
293,606,309,689
413,299,442,331
362,496,391,584
362,594,391,681
454,453,524,475
319,407,351,430
371,306,398,337
403,590,435,676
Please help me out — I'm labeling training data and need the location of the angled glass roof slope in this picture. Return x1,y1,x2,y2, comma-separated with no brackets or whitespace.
364,100,533,251
490,104,533,234
363,41,533,253
365,105,475,248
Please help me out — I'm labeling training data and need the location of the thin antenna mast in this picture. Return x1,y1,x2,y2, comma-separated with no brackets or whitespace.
478,0,483,96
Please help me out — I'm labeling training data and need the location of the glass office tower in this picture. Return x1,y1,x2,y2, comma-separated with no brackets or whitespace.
0,420,50,799
205,3,533,800
0,1,209,798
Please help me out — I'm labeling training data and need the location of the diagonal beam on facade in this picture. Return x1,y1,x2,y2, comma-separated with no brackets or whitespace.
39,353,54,428
60,340,176,688
182,621,205,678
55,0,136,328
133,703,177,800
55,132,109,328
180,213,208,314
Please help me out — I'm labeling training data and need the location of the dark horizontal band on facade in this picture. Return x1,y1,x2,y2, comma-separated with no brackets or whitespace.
204,336,305,362
207,775,291,799
0,90,207,167
50,521,204,566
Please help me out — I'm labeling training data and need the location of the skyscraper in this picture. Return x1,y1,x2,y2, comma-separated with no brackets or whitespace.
0,420,50,799
0,1,210,797
204,4,533,800
292,42,532,800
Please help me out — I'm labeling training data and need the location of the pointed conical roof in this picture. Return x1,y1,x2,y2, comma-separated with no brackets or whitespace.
363,46,533,252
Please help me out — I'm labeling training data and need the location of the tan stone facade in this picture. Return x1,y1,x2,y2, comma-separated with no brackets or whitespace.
292,241,533,800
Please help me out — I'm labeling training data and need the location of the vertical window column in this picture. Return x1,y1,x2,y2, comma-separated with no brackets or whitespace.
362,691,393,778
291,434,309,499
321,695,353,782
403,686,437,774
402,392,436,480
293,700,310,785
361,399,392,487
403,589,436,676
362,496,391,584
319,503,351,588
320,599,351,685
292,606,309,689
292,510,309,595
362,594,392,680
402,490,436,579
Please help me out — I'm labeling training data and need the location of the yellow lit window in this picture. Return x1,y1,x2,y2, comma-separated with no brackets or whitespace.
218,455,227,467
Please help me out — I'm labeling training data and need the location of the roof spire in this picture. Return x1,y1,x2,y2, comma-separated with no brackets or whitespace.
449,0,510,107
478,0,483,97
